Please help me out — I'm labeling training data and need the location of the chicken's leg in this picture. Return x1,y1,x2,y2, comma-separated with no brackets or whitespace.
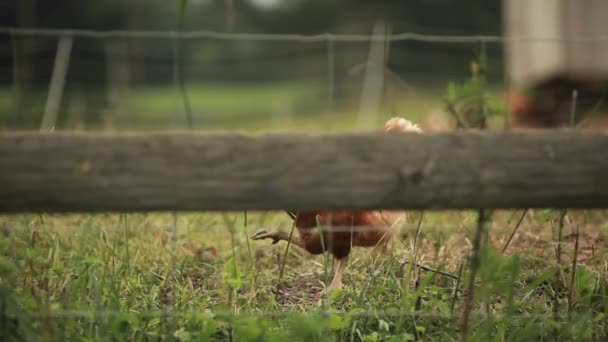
250,229,306,249
327,255,349,292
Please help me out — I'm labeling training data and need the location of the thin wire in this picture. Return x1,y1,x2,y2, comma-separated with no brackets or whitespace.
3,27,608,43
15,308,598,320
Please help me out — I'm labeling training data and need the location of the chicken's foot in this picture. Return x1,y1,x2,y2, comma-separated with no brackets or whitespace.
250,229,306,249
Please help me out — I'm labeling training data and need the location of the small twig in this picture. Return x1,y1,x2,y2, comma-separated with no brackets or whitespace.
412,211,424,259
242,211,257,287
460,209,491,342
477,39,489,130
399,260,459,281
414,276,422,313
443,98,467,129
553,209,567,337
502,209,528,253
555,210,567,265
228,217,238,314
555,209,567,265
278,214,298,291
567,224,580,320
450,261,465,317
122,214,130,274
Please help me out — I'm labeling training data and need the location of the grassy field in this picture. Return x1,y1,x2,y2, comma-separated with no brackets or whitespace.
0,82,434,132
2,81,605,340
1,210,607,341
0,80,508,133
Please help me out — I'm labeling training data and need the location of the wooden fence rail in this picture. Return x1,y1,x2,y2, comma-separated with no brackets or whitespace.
1,131,608,213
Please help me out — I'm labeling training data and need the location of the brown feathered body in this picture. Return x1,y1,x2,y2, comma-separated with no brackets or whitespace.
252,117,420,291
286,210,405,259
285,117,419,259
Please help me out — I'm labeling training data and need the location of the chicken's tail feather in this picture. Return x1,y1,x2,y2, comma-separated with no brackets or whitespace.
384,117,423,133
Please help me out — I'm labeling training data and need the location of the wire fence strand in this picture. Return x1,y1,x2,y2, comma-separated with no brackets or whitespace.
3,27,608,43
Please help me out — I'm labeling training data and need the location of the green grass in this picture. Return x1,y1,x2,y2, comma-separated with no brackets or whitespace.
125,82,324,130
0,81,508,132
2,81,602,340
1,210,607,341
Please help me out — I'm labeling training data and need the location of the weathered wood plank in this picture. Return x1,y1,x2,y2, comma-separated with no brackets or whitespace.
1,131,608,212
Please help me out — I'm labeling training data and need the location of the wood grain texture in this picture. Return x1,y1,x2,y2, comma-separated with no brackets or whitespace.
1,131,608,212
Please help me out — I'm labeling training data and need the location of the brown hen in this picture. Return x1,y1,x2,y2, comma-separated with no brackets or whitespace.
251,117,420,291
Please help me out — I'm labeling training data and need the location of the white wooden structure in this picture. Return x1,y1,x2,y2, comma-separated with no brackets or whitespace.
503,0,608,86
